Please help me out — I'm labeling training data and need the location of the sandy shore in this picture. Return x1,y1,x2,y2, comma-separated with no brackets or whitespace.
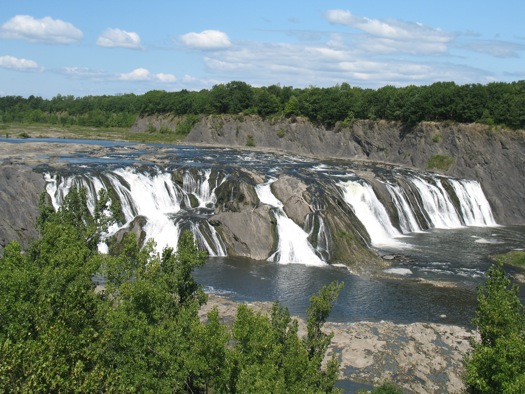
200,294,474,394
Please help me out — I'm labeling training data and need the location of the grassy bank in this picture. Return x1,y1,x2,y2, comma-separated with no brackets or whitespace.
0,123,185,144
492,250,525,268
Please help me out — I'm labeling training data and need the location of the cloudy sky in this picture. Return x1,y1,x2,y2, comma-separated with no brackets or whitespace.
1,0,524,98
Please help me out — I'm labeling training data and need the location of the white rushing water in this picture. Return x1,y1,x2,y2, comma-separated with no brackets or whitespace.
45,167,227,256
255,179,325,266
409,176,463,229
384,182,422,233
448,179,496,226
107,168,183,253
338,180,403,247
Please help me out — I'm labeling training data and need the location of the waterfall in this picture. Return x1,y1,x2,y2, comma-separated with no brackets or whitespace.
384,182,422,233
342,174,497,246
183,169,221,208
106,168,184,253
45,167,227,256
448,179,496,226
408,176,463,229
255,179,325,266
338,180,403,247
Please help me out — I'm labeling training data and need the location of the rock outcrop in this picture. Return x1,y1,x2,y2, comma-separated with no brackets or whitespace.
200,293,474,394
0,164,45,255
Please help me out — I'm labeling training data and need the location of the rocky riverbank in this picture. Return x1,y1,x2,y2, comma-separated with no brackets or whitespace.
200,293,474,394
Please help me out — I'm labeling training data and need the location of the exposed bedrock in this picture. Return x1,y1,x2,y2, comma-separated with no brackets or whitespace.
209,171,381,269
0,164,45,255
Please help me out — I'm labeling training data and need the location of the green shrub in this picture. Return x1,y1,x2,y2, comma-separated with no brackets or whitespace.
427,154,453,171
465,263,525,393
176,114,200,136
159,126,172,134
146,123,157,133
372,382,404,393
246,134,255,147
492,250,525,267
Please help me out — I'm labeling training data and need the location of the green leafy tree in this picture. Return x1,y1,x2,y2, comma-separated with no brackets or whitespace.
223,282,343,393
465,262,525,393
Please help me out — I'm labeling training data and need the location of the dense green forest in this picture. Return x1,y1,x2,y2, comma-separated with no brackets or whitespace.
1,80,524,130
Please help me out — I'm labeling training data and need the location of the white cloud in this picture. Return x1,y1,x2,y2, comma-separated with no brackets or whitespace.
97,28,142,49
0,15,83,44
0,55,41,71
182,74,197,83
180,30,231,49
117,68,175,83
118,68,151,81
199,40,487,89
155,73,176,83
461,40,525,58
63,67,105,79
324,9,454,54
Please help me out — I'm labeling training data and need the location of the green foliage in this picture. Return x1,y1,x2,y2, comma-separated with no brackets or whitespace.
465,262,525,393
0,185,343,393
225,288,343,393
246,134,256,147
176,114,200,135
146,122,157,133
356,381,405,393
371,381,405,393
492,250,525,267
276,127,286,138
2,81,523,131
427,154,454,171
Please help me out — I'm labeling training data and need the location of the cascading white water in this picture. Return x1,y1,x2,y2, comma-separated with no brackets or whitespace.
448,179,496,226
45,167,227,256
384,182,422,233
107,168,184,252
409,176,463,229
255,179,325,266
183,169,221,207
190,222,227,257
339,180,403,247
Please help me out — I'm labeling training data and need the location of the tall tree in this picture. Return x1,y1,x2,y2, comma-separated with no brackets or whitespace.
465,262,525,393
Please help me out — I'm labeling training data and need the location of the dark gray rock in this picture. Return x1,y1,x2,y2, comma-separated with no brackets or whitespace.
212,205,275,260
0,164,45,256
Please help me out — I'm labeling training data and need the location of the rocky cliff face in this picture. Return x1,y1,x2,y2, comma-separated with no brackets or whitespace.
179,115,525,225
0,164,45,255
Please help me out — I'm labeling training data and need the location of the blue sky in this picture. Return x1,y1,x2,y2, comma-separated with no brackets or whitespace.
1,0,524,98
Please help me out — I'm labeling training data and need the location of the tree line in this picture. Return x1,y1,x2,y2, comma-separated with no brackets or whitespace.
1,80,524,130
